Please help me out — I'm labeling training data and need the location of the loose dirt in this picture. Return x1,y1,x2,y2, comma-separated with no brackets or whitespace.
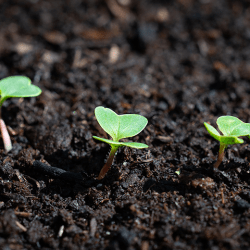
1,1,250,249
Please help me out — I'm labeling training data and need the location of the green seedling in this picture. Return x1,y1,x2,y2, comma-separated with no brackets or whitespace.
204,116,250,168
0,76,42,152
93,106,148,179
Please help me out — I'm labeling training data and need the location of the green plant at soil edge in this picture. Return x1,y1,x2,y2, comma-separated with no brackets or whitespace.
93,106,148,179
204,116,250,168
0,76,42,151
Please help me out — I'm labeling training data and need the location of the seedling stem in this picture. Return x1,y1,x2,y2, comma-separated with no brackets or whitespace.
214,143,226,168
98,145,118,180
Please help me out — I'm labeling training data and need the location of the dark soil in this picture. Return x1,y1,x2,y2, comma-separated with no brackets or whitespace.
1,0,250,249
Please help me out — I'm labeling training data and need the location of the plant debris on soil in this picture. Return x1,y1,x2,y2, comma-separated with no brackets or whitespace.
1,0,250,249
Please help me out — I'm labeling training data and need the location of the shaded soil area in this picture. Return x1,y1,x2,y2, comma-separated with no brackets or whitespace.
1,0,250,249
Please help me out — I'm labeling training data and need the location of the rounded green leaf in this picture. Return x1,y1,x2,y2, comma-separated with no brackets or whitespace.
0,76,42,105
95,107,119,141
95,106,148,141
117,114,148,141
217,116,243,136
204,122,221,141
230,123,250,137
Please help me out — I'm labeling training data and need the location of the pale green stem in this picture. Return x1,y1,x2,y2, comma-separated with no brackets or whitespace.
98,145,119,180
0,119,12,152
214,143,226,168
0,97,12,152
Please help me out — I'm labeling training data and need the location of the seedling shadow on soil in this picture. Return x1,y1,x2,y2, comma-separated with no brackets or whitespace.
176,164,237,191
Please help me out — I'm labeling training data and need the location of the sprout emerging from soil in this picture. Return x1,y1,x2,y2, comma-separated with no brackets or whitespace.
204,116,250,168
93,106,148,179
0,76,42,151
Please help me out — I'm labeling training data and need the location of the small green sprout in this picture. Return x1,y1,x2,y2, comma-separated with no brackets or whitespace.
204,116,250,168
0,76,42,152
175,169,181,175
93,106,148,179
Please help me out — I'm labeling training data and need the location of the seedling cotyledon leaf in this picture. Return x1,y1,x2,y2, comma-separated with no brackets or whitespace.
0,76,41,106
204,116,250,168
93,106,148,179
0,76,42,151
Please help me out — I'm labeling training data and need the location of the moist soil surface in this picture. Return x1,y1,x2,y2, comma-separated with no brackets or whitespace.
1,0,250,249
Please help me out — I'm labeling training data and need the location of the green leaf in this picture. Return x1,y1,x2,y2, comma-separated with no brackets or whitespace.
175,170,181,175
0,76,42,106
95,106,148,141
93,136,148,149
219,136,244,145
95,107,119,141
205,118,247,145
117,114,148,140
204,122,221,141
230,123,250,137
119,142,148,149
93,136,123,147
217,116,243,136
